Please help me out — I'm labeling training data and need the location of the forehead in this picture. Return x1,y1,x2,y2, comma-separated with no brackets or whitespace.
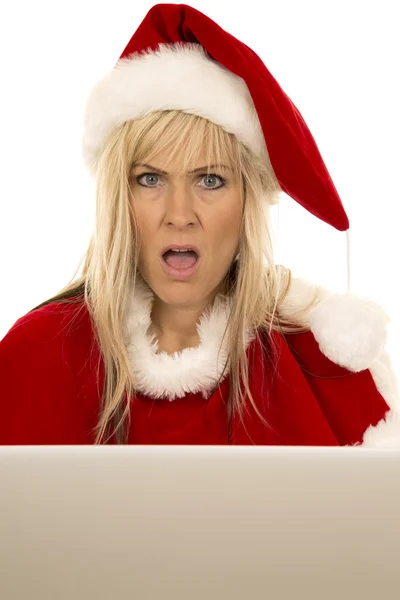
136,144,238,177
130,116,242,180
133,161,234,175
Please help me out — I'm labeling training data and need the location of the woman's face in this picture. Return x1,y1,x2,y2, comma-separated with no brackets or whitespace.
130,147,244,306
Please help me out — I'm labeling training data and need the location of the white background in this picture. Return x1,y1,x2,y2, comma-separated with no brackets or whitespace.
1,1,399,375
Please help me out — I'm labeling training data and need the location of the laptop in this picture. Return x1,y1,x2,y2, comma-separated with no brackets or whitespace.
1,445,400,600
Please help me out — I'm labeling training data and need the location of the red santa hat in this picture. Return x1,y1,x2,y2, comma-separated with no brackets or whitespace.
81,3,390,370
82,2,349,232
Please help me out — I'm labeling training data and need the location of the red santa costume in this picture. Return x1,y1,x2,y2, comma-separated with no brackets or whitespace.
0,3,399,446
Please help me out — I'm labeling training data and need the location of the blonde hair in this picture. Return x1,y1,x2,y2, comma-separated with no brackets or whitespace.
29,109,318,443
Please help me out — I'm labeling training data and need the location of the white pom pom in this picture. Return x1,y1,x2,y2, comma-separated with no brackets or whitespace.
308,294,390,372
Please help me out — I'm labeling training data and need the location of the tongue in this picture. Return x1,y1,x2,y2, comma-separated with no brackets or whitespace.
164,250,198,269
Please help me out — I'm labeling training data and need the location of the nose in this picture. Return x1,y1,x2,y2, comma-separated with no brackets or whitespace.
164,180,197,228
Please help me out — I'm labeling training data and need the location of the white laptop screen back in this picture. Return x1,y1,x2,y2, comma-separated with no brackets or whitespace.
1,445,400,600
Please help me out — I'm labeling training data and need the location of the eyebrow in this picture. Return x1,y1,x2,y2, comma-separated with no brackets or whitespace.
133,163,231,174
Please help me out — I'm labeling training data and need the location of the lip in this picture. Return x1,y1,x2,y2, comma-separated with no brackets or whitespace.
160,254,201,280
160,244,201,257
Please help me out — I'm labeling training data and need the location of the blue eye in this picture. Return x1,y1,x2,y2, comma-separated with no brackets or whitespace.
136,172,226,190
200,174,225,190
137,173,160,187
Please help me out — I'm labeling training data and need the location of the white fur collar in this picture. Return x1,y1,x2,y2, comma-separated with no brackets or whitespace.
123,275,256,401
122,272,400,446
122,271,398,403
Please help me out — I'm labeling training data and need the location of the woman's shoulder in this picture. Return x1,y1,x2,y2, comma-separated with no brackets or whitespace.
1,299,90,349
278,271,390,373
272,273,400,445
0,298,96,386
0,299,99,444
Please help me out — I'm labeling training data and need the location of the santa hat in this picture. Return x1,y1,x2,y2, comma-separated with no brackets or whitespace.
81,3,389,367
83,3,348,230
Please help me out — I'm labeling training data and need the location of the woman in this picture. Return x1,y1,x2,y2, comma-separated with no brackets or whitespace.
0,4,399,445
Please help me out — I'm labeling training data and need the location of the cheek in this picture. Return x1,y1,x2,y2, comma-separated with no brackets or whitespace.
133,204,157,239
214,200,242,233
130,208,155,267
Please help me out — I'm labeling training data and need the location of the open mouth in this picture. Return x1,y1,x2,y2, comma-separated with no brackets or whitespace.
162,249,199,270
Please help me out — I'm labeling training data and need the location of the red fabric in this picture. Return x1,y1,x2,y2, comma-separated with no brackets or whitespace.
0,301,389,446
119,3,349,231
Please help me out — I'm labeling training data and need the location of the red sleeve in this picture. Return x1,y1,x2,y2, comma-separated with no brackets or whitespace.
284,330,391,446
0,305,95,444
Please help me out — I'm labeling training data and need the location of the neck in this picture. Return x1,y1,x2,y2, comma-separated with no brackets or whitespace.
150,281,228,344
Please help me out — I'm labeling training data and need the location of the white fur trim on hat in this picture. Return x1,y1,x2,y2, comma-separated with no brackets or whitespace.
82,42,271,178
